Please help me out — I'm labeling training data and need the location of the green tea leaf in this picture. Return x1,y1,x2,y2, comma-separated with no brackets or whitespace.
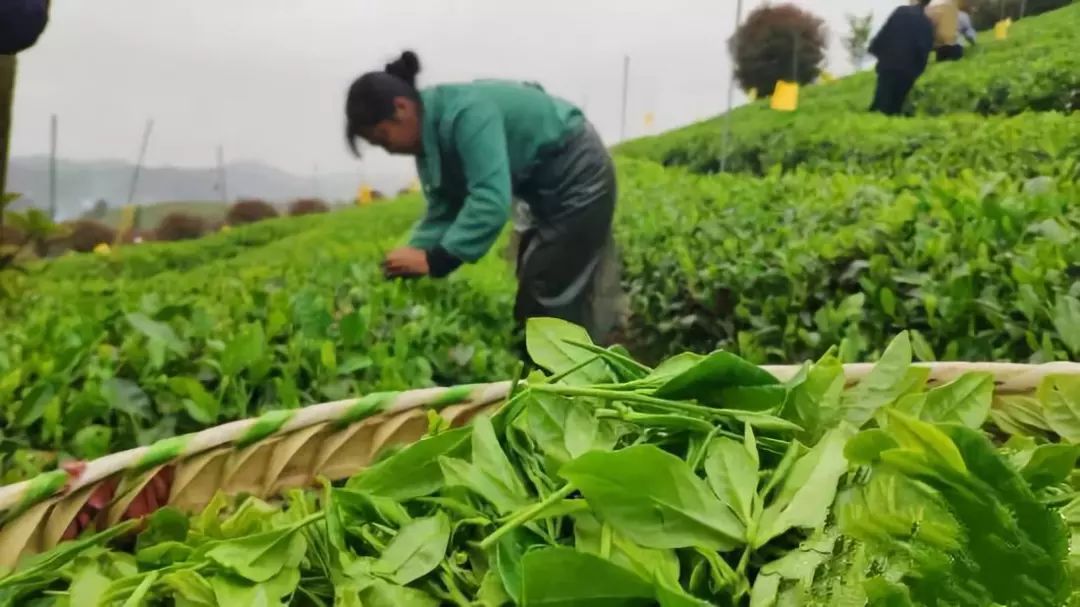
126,312,189,356
320,340,338,373
844,429,899,466
135,507,189,553
120,571,159,607
439,456,527,514
1039,375,1080,443
72,424,112,460
217,497,279,538
477,569,513,607
883,411,967,473
526,318,610,385
210,567,300,606
909,329,936,362
349,426,470,500
101,378,152,421
656,583,713,607
169,377,219,425
783,354,844,442
339,354,374,375
220,323,266,376
471,415,527,498
204,524,307,583
864,578,916,606
161,570,216,607
647,353,705,382
653,351,780,407
918,372,994,428
495,528,543,604
749,533,837,607
190,491,229,539
357,578,439,607
372,513,450,585
756,427,853,547
67,559,113,606
1021,443,1080,490
11,383,54,428
841,332,913,428
561,445,744,551
1052,295,1080,356
573,513,680,585
525,392,619,467
520,547,654,606
704,435,759,527
990,394,1052,437
330,488,412,531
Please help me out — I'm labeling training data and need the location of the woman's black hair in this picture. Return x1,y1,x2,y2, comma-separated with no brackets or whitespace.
345,51,422,156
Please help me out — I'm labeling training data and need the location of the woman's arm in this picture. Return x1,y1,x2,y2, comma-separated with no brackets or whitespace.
407,192,456,251
425,99,513,277
383,193,455,279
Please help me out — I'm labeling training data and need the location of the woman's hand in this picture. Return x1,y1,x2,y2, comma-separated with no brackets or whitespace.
383,247,430,278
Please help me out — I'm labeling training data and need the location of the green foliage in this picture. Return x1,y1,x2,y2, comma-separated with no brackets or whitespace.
842,12,874,70
153,211,208,242
618,111,1080,178
0,326,1073,606
225,198,279,226
55,219,116,254
615,158,1080,364
0,200,517,480
968,0,1074,30
1,6,1080,602
618,3,1080,175
1,198,66,294
287,198,331,216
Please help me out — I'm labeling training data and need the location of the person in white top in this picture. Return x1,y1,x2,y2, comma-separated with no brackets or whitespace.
958,10,978,46
926,0,966,61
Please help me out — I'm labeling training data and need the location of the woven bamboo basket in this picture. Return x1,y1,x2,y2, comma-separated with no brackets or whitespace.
0,361,1078,571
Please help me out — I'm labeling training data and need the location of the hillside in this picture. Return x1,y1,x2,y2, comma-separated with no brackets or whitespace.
617,4,1079,175
5,157,401,220
95,200,227,228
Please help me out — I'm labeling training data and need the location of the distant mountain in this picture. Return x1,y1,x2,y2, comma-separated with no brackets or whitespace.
6,157,408,220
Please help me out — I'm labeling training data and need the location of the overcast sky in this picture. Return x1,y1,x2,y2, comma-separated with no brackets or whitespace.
11,0,901,185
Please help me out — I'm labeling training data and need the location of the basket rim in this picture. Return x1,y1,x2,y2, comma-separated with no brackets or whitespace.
1,360,1078,517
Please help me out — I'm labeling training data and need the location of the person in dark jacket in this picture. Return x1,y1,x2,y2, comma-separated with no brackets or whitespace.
868,0,935,116
0,0,50,54
2,0,50,196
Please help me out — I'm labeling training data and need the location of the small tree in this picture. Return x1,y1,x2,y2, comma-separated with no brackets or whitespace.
155,212,207,241
844,12,874,70
288,198,330,216
226,199,279,226
62,220,116,253
2,193,68,262
729,4,828,96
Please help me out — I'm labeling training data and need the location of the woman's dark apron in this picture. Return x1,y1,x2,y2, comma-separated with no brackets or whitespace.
512,123,623,344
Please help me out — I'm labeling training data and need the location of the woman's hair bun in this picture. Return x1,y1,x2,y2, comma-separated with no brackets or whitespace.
385,51,421,87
